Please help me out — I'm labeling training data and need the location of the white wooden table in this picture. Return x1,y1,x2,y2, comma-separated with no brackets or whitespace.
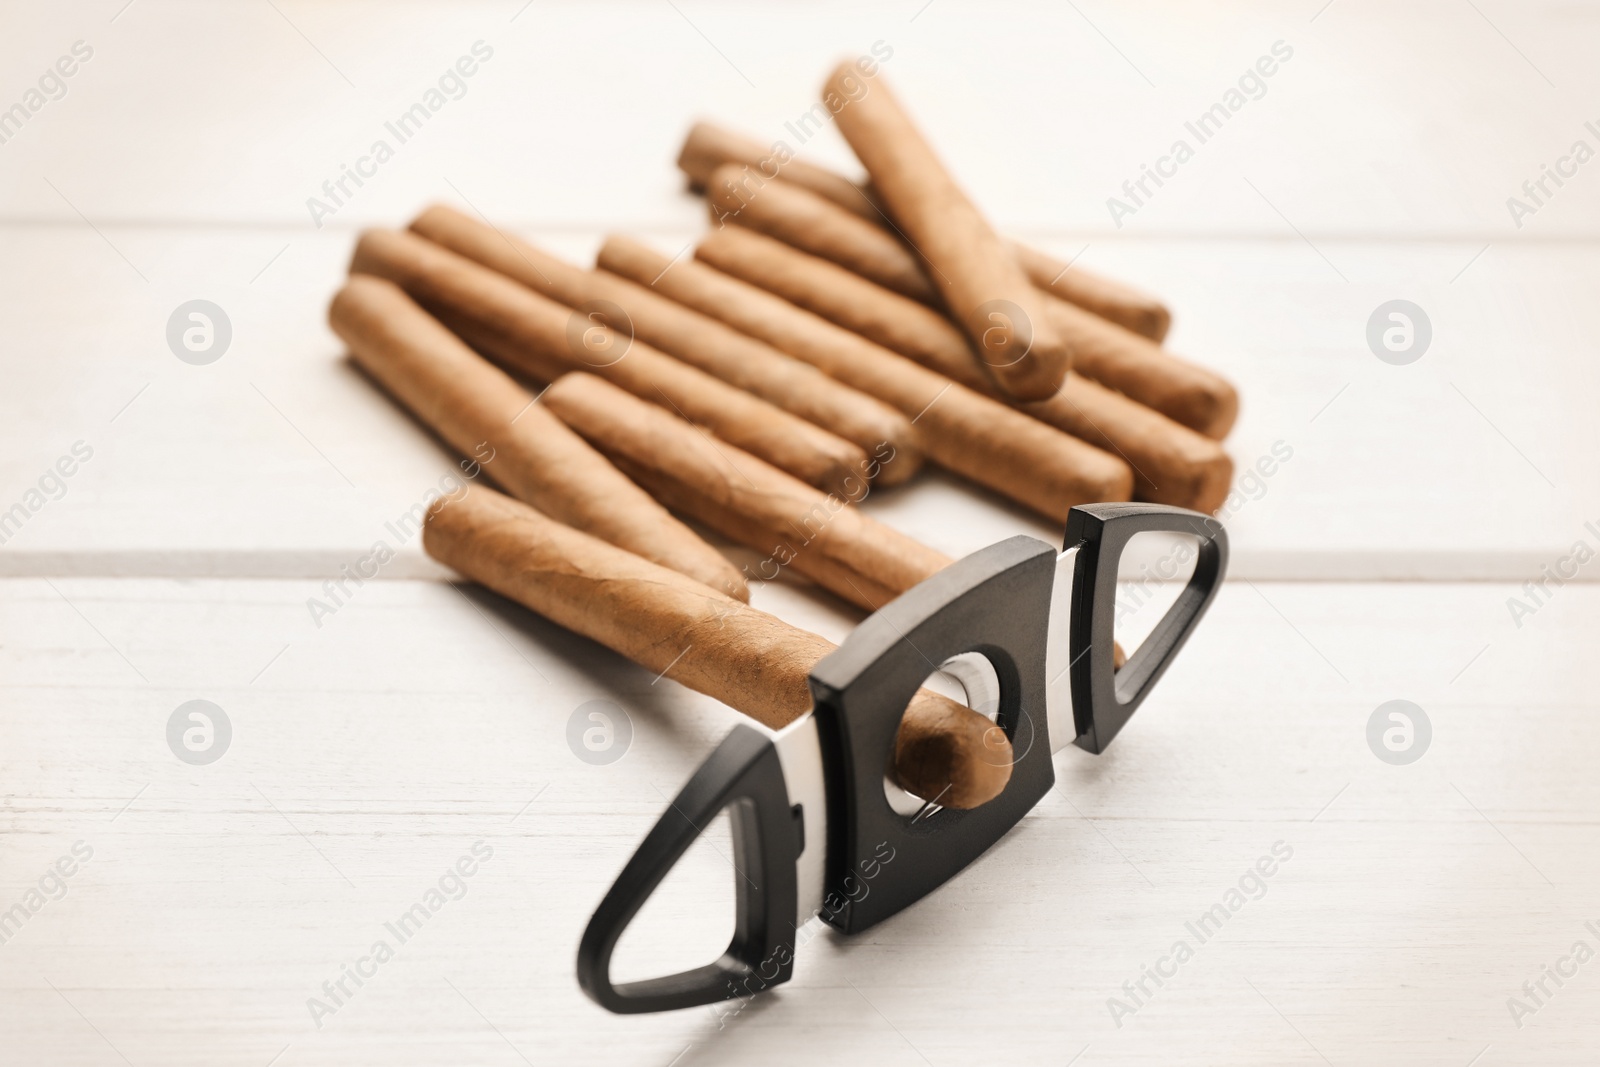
2,3,1596,1064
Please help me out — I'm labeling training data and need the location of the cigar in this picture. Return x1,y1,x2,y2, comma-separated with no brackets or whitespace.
597,235,1134,523
1010,242,1171,349
406,204,923,487
328,275,747,599
701,163,1236,439
549,371,1132,663
708,163,941,305
694,225,1232,512
424,484,1012,808
680,119,877,222
349,228,870,497
679,120,1172,342
1043,297,1237,440
822,61,1068,402
543,372,950,611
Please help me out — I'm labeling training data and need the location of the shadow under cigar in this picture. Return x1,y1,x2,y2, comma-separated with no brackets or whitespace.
449,580,718,765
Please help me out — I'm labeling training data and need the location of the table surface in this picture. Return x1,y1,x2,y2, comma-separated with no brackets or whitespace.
2,2,1596,1064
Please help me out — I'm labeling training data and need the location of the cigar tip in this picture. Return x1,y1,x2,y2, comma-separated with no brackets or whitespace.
865,443,922,488
1207,386,1241,440
823,56,864,85
409,202,458,233
947,734,1014,809
895,701,1015,810
676,120,714,172
336,272,386,298
703,161,744,201
348,227,400,277
328,273,397,330
419,491,461,562
1145,307,1174,344
1188,450,1235,515
328,279,357,329
594,233,658,276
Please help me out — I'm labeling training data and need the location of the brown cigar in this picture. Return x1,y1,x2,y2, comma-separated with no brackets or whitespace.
822,61,1067,402
708,163,942,304
1009,242,1171,348
328,275,747,599
597,235,1133,523
1043,297,1237,440
679,120,1172,342
425,484,1011,808
695,226,1233,512
348,228,870,497
543,372,949,611
406,204,923,488
679,119,876,222
701,163,1235,439
549,372,1132,661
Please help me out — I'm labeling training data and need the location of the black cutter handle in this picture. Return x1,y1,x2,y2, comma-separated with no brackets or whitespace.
1065,503,1229,754
576,724,799,1013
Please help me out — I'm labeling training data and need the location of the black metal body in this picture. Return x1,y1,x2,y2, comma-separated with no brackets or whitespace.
806,534,1057,933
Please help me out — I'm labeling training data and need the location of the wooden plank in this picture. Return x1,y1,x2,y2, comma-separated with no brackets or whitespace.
0,576,1591,1063
1,1,1598,237
0,226,1591,579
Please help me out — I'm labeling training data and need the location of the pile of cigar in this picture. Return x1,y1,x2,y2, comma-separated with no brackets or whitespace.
328,61,1237,810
